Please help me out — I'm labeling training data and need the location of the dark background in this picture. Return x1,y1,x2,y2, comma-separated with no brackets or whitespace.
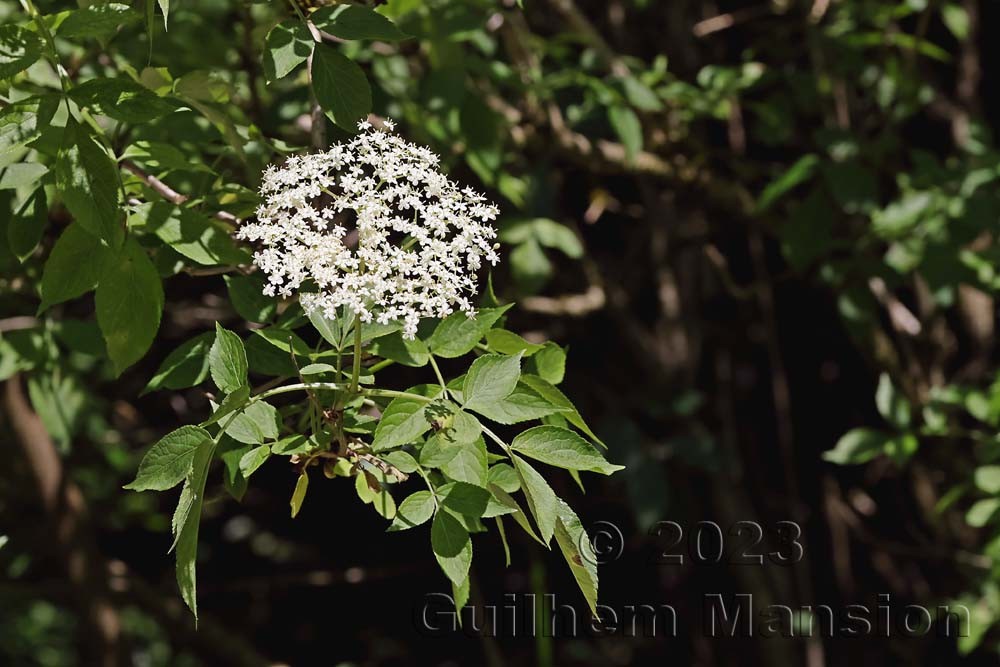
5,0,1000,665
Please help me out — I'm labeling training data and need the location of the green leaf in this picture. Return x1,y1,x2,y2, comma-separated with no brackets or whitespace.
942,4,969,40
521,375,604,446
427,305,511,358
966,498,1000,528
525,342,566,385
512,454,557,544
382,450,419,473
226,400,280,445
124,425,213,492
0,97,57,162
371,388,438,451
431,510,472,586
252,327,312,357
69,78,178,124
263,20,313,82
310,44,372,131
131,202,249,266
0,162,47,189
59,3,140,40
173,434,214,621
510,237,551,292
245,333,297,377
756,154,819,213
512,426,623,475
489,484,545,545
311,5,409,41
272,434,314,456
299,363,337,375
488,463,520,493
494,516,511,566
482,488,518,519
553,499,598,615
239,445,271,480
371,484,397,519
440,481,490,517
225,274,277,324
452,576,470,612
96,239,164,374
201,386,251,427
621,75,663,112
0,25,42,79
290,472,309,518
607,105,642,162
388,490,435,531
307,308,345,348
875,373,911,429
210,323,248,393
500,218,583,259
441,409,483,445
120,141,213,173
462,352,522,414
55,123,122,248
359,320,403,343
9,186,47,262
142,332,213,394
485,329,543,356
26,373,85,448
420,432,464,468
469,383,566,425
371,330,429,366
440,437,488,486
217,437,251,501
974,466,1000,494
158,0,170,30
823,428,890,465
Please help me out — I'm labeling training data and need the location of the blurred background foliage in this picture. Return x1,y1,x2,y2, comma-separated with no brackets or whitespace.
4,0,1000,665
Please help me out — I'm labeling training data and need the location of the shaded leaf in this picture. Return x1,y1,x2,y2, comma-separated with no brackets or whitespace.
431,510,472,585
310,44,372,131
312,5,409,41
263,19,313,82
142,332,213,394
55,123,122,248
96,239,163,374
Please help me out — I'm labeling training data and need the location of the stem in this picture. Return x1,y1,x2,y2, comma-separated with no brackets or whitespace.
349,313,362,394
364,388,435,403
213,409,244,446
257,382,345,402
428,354,448,395
416,465,440,509
21,0,70,93
481,424,514,456
367,358,395,374
252,382,432,406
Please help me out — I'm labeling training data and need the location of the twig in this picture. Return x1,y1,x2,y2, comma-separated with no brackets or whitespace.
121,161,241,224
868,277,922,336
693,6,772,38
0,316,38,332
520,286,606,317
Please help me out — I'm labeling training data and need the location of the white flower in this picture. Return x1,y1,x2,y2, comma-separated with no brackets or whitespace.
238,121,501,339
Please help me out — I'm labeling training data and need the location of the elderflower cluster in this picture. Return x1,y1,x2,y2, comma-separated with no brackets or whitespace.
238,120,500,339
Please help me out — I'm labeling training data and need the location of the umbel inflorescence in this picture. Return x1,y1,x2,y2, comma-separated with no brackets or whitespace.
238,119,501,338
